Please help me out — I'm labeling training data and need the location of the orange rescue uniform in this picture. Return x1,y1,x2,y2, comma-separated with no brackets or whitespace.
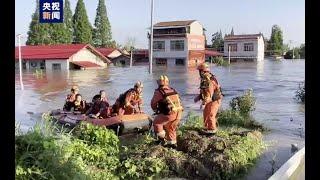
195,72,222,131
151,86,183,143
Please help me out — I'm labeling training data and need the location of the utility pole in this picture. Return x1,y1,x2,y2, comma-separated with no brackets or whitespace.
130,49,133,67
228,45,231,64
149,0,154,74
17,34,24,90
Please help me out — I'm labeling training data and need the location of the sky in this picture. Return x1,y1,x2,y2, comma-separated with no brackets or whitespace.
15,0,305,48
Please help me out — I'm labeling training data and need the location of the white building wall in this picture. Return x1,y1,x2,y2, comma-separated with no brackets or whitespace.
189,21,204,35
223,40,266,62
153,38,188,59
69,48,106,67
45,59,69,70
257,37,265,61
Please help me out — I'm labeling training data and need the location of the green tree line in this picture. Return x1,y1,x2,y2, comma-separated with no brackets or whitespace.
26,0,116,48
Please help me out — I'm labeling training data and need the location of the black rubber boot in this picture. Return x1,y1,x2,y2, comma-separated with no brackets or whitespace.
164,143,177,149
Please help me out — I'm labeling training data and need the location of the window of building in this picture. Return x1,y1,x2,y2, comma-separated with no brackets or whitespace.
40,61,45,69
175,59,185,65
244,43,254,51
170,40,184,51
52,63,61,70
227,44,237,52
30,61,38,68
156,58,167,65
153,41,165,51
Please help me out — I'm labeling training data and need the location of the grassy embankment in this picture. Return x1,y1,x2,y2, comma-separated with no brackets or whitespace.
15,89,265,180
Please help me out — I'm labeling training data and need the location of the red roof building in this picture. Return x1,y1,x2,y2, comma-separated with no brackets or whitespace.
15,44,111,70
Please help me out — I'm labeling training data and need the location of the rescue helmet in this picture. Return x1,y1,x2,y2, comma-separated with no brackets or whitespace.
157,75,169,86
197,63,210,72
134,81,144,88
71,85,79,92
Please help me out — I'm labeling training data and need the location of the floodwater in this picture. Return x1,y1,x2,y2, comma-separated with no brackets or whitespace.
15,59,305,179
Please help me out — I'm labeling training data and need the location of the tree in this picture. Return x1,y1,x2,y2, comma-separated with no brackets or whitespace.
63,0,73,43
267,25,283,55
123,37,136,52
230,27,234,36
211,30,224,52
72,0,92,44
92,0,113,47
26,0,52,45
299,44,305,59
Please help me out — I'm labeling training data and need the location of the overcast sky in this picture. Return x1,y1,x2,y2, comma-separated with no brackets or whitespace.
15,0,305,48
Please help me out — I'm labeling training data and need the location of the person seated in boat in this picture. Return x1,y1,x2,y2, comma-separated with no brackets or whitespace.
63,85,79,111
112,81,144,116
85,90,111,118
72,94,86,114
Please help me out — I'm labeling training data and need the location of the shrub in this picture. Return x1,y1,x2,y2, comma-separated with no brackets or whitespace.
295,81,305,103
213,56,230,66
230,89,256,117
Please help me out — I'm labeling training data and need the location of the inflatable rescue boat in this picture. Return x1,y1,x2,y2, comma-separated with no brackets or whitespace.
50,109,153,135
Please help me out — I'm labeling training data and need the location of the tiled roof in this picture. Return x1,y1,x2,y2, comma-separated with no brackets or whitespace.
154,20,196,27
71,61,102,68
225,34,263,40
15,44,111,63
96,48,117,57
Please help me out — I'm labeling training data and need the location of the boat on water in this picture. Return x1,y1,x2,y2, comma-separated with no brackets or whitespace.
50,109,153,136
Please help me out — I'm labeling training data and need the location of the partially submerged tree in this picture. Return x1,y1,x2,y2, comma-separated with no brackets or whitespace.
267,25,283,55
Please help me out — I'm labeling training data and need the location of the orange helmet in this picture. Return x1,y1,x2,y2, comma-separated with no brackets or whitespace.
157,75,169,86
197,63,210,72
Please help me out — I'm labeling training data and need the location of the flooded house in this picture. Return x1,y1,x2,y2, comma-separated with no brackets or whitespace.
97,48,131,66
223,33,265,61
150,20,206,67
15,44,111,70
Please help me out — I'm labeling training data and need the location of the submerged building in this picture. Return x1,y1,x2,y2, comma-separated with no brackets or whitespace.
15,44,111,70
150,20,206,67
223,33,265,61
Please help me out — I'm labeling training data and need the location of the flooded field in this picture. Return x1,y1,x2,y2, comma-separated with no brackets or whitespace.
15,59,305,179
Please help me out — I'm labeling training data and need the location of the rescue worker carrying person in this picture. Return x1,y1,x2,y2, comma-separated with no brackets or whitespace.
194,63,223,135
86,90,111,118
151,75,183,149
112,81,144,115
63,85,79,111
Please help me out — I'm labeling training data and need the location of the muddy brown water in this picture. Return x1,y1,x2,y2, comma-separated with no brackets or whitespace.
15,59,305,179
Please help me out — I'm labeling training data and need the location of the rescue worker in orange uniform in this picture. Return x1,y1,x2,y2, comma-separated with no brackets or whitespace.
86,90,111,118
112,81,144,115
63,85,79,111
194,63,223,135
151,75,183,148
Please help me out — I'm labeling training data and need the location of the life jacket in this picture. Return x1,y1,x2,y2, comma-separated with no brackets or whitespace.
200,72,222,101
157,87,183,115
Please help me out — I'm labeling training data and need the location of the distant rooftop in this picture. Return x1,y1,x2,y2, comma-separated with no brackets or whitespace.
225,33,263,40
154,20,196,27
